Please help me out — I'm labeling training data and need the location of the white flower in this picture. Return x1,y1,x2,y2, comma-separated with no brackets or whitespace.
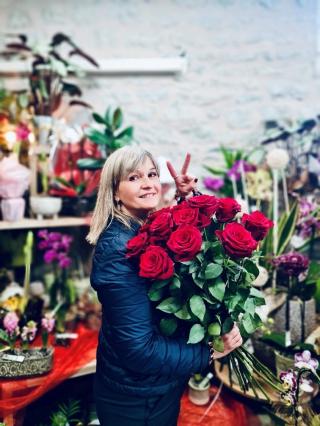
294,350,319,372
266,148,289,170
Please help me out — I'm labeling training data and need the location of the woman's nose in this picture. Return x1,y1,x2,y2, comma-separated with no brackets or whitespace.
141,175,153,187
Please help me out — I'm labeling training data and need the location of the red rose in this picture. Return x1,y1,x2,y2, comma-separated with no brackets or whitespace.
149,211,173,240
139,245,174,280
242,211,273,241
215,198,241,222
188,195,219,217
172,207,199,226
147,207,171,223
198,213,211,229
167,225,202,262
216,222,258,258
126,232,148,258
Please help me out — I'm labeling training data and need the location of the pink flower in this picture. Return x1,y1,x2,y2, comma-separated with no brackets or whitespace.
203,177,224,192
3,312,19,336
294,350,319,371
37,230,48,239
59,256,72,269
44,249,57,263
41,314,55,333
227,160,256,181
16,123,30,141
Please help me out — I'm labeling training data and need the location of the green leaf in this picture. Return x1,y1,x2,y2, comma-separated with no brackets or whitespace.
242,313,261,334
77,158,105,170
249,287,265,299
86,129,110,145
189,295,206,322
175,305,192,320
92,112,107,125
212,336,224,352
243,259,259,279
208,280,226,302
225,294,242,311
0,329,10,344
171,276,181,289
189,261,199,274
150,279,171,290
277,201,299,255
148,287,164,302
156,297,181,314
243,298,255,316
187,324,205,344
192,272,205,289
205,263,223,280
203,165,226,176
222,317,234,335
117,126,134,140
160,317,178,336
113,107,123,130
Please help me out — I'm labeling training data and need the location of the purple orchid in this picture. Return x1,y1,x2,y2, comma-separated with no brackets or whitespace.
227,160,256,181
294,350,319,372
279,369,297,392
203,177,224,192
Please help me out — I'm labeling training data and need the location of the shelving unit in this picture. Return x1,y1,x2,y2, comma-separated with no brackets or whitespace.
0,216,91,231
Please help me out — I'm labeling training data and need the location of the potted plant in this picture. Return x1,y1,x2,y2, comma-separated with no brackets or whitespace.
0,310,55,378
77,106,134,170
1,33,98,119
272,252,318,346
188,373,213,405
37,230,77,332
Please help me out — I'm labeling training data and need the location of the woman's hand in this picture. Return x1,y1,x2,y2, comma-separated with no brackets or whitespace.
213,324,243,360
166,153,198,197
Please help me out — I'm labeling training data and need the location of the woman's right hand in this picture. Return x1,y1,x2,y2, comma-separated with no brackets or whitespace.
213,324,243,360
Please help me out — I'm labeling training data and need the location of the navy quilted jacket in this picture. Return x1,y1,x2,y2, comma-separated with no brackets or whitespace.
90,219,210,396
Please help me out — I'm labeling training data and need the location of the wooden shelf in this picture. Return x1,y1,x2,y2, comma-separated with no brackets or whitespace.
0,216,91,230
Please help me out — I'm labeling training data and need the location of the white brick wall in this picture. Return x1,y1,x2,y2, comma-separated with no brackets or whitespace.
0,0,319,178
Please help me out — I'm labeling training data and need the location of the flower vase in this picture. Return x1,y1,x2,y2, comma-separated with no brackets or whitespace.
0,347,54,378
30,196,62,220
273,298,316,345
1,197,25,221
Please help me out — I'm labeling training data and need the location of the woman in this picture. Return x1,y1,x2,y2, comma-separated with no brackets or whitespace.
89,146,242,426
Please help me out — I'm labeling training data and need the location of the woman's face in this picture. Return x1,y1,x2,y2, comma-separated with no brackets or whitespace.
116,157,161,219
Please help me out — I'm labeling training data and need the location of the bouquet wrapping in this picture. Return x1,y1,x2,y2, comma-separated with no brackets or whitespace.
127,195,282,398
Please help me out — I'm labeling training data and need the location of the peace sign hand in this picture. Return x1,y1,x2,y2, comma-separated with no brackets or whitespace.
166,153,198,197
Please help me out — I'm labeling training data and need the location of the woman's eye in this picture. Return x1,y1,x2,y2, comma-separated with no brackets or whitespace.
129,175,139,181
149,172,158,178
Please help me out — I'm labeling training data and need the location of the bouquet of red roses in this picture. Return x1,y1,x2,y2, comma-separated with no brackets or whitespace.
127,195,282,398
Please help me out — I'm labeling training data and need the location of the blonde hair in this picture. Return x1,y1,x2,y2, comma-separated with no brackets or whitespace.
87,146,159,245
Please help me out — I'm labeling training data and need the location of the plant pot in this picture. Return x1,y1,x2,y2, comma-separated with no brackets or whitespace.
274,350,294,376
60,196,95,217
1,197,25,221
188,378,210,405
30,196,62,219
0,347,54,378
273,298,316,345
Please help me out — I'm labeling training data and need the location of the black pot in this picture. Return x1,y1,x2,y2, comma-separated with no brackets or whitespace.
60,196,96,217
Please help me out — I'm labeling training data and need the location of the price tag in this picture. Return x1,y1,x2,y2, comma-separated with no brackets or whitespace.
55,333,78,339
2,353,25,363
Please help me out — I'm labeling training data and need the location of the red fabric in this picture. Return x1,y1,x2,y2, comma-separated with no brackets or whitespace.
178,386,248,426
0,325,98,417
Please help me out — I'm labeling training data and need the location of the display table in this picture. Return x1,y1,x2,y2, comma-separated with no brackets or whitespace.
0,325,98,426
